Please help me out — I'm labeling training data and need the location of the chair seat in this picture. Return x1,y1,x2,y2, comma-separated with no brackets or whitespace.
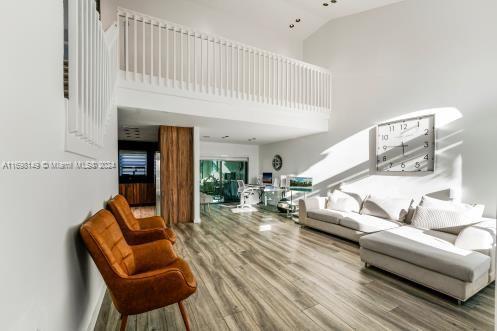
360,226,490,282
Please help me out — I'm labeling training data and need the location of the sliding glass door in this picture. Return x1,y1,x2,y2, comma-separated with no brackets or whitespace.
200,159,248,203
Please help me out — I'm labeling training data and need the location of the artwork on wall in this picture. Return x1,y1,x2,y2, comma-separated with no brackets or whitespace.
262,172,273,184
289,177,313,192
376,114,435,173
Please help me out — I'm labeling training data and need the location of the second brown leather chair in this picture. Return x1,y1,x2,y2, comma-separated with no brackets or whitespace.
80,210,197,331
107,194,177,245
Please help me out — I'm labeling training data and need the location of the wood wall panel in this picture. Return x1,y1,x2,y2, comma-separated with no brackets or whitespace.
118,183,155,206
177,127,193,222
160,126,193,224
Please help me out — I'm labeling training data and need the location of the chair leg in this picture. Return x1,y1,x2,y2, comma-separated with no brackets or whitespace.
178,301,191,331
119,314,128,331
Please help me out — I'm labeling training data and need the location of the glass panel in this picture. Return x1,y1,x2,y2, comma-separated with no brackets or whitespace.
200,159,248,203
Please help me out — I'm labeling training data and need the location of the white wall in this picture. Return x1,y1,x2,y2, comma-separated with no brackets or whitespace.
0,1,118,330
101,0,118,30
200,141,259,184
260,0,497,217
117,0,302,59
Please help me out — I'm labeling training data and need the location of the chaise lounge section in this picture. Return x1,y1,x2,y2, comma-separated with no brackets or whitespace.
360,222,495,302
299,190,496,302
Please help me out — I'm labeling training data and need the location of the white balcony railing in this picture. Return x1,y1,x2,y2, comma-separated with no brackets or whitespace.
117,8,332,113
67,0,118,152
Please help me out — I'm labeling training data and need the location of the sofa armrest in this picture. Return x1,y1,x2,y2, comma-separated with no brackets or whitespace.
304,196,327,210
132,239,177,273
455,220,496,254
299,197,327,225
139,216,166,229
455,219,496,281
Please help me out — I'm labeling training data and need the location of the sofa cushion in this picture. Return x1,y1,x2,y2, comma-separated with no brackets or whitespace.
307,209,349,224
420,196,485,219
411,206,480,234
455,220,496,256
340,214,401,233
361,195,413,221
327,190,362,213
359,226,490,282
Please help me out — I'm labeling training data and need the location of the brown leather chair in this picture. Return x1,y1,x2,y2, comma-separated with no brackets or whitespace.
80,209,196,331
107,194,177,245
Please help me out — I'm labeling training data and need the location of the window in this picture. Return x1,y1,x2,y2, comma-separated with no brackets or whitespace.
119,150,148,176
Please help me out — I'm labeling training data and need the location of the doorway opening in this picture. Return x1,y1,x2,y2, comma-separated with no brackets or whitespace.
200,159,248,205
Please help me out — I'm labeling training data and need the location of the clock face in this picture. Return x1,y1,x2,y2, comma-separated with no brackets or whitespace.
376,115,435,172
272,155,283,171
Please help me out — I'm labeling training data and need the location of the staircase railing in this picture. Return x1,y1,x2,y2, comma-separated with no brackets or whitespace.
117,8,332,113
67,0,118,152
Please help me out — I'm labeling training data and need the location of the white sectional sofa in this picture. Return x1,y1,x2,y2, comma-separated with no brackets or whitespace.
299,191,496,303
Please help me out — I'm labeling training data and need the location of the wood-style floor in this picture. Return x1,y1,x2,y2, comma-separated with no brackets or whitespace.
94,205,495,331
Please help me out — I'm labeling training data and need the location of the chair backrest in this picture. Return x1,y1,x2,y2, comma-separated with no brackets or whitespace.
237,180,245,193
80,209,136,280
107,194,140,231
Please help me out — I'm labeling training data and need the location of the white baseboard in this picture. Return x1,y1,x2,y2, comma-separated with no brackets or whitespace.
86,284,106,331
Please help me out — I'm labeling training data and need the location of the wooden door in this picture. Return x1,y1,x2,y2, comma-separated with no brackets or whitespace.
159,126,193,224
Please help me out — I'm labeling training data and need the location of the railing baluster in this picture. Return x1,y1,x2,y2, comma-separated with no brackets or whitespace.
187,31,191,90
150,18,153,84
213,38,217,95
200,34,204,92
124,12,128,80
173,26,176,88
165,24,169,86
225,41,228,97
207,36,210,93
236,45,240,99
193,32,197,91
251,50,254,101
219,39,222,96
158,21,161,85
133,14,137,80
231,43,235,98
241,46,244,99
141,16,145,82
180,28,184,89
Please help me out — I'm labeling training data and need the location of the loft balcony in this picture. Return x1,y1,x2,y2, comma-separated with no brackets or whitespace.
116,8,332,133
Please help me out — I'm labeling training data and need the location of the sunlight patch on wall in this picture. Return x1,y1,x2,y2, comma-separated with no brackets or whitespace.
295,107,464,200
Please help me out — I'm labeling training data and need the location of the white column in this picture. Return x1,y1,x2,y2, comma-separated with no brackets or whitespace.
193,126,201,224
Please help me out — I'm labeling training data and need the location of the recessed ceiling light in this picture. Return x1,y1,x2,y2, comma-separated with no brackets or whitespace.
221,135,229,139
323,2,329,6
295,18,301,23
289,24,295,28
202,135,210,138
331,0,337,3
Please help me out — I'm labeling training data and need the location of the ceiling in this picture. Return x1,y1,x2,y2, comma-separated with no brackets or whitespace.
118,108,317,145
187,0,405,40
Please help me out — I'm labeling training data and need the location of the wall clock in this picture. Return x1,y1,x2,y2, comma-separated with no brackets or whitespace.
272,155,283,171
376,115,435,172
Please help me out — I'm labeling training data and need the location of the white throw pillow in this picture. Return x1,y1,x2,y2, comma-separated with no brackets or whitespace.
411,206,480,234
420,196,485,218
360,195,413,221
327,190,362,213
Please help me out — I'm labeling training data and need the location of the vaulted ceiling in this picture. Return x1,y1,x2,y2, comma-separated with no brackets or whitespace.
187,0,405,40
